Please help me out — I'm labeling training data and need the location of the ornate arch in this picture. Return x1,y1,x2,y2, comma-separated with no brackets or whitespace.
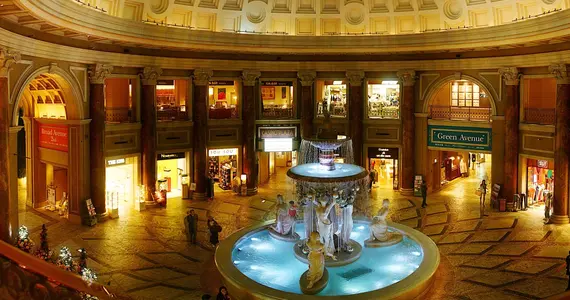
421,74,498,116
11,64,85,126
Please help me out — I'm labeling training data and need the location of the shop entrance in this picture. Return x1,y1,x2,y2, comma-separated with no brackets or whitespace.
40,162,69,216
106,156,138,217
525,158,554,206
259,151,297,185
157,152,189,198
367,147,399,190
208,148,239,193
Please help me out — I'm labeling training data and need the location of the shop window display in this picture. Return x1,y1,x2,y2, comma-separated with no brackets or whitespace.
261,81,295,119
316,80,347,118
157,152,188,198
367,81,400,119
209,81,239,119
156,79,189,121
105,78,134,123
208,149,239,191
527,159,554,206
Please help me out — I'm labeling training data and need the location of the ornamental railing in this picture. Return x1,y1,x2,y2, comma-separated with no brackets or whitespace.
429,106,491,122
524,108,555,125
157,107,188,121
105,107,133,123
0,240,128,300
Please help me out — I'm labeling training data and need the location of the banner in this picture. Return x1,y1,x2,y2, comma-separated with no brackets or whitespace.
428,125,492,151
39,124,68,152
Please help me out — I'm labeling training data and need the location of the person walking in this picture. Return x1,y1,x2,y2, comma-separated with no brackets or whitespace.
208,215,221,247
368,169,376,191
478,180,488,217
185,210,198,245
420,180,428,208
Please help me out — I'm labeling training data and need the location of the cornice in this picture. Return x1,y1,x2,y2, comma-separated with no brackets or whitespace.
13,0,570,55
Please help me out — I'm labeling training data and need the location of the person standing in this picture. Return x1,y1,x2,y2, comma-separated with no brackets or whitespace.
420,180,428,208
368,169,376,191
185,210,198,245
208,215,221,247
216,286,231,300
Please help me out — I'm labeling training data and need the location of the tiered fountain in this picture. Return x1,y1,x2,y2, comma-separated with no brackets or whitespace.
215,109,440,299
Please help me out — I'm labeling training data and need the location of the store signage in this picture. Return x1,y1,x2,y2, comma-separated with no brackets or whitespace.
208,81,234,86
262,81,293,86
208,148,238,157
38,124,68,152
264,138,293,152
368,147,399,159
157,80,174,85
107,158,126,166
157,152,185,160
428,125,492,151
259,127,297,139
538,160,549,168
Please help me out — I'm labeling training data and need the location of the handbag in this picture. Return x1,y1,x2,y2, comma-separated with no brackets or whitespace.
475,188,482,196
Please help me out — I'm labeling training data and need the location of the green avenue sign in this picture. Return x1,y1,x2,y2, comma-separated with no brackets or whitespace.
428,125,492,151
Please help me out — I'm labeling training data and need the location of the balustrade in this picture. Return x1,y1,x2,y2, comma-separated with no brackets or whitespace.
524,108,555,125
105,107,133,123
429,106,491,121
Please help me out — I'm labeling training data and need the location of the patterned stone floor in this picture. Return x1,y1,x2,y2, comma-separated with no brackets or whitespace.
16,165,570,299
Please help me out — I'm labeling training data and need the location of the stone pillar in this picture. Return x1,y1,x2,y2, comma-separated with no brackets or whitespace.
549,64,570,224
192,69,212,200
0,48,19,241
139,67,162,201
397,70,416,195
298,71,316,139
88,64,112,217
346,71,364,166
241,70,261,195
499,67,520,203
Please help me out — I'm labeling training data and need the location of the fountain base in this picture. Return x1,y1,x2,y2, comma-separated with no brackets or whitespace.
294,239,362,267
364,233,404,248
299,268,329,295
268,227,300,242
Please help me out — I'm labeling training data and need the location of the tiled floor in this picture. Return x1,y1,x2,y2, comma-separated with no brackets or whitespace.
16,166,570,299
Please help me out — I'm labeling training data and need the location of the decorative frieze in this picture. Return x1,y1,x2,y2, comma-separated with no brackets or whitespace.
498,67,520,86
241,70,261,86
0,47,20,78
297,70,317,86
193,69,213,86
139,67,163,85
396,70,416,87
88,64,113,84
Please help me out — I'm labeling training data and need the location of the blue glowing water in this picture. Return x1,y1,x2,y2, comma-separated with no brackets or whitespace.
231,222,424,296
288,163,366,179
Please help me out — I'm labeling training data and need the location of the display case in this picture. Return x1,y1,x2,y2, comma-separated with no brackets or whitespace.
135,185,146,211
106,190,119,219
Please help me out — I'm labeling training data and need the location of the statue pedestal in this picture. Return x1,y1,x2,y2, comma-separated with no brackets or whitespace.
299,268,329,295
364,232,403,248
268,227,300,242
294,239,362,267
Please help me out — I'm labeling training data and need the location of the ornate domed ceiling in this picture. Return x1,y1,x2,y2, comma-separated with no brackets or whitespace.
88,0,569,35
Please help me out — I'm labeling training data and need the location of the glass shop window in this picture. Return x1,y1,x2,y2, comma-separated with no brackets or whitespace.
367,80,400,119
104,78,135,123
316,80,347,118
209,80,239,120
451,80,482,107
260,81,295,119
156,79,189,121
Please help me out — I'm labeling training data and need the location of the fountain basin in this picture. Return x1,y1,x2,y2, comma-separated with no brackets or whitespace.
287,163,368,183
215,220,439,299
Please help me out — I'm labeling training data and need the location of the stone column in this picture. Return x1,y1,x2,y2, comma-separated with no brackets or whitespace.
499,67,520,203
241,70,261,195
0,48,19,241
298,71,316,139
139,67,162,201
347,71,364,166
397,70,416,195
88,64,112,217
549,64,570,224
192,69,212,200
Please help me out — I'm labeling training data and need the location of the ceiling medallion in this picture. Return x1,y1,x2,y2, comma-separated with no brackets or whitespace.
345,7,364,25
443,0,463,20
246,6,267,23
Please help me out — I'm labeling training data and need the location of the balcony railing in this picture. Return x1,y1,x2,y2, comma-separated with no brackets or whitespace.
262,106,294,119
429,106,491,121
157,107,188,121
105,107,133,123
369,107,399,119
524,108,555,125
0,240,128,300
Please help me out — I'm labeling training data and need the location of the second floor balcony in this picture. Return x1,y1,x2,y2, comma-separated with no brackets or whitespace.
105,107,134,123
429,106,491,122
524,108,555,125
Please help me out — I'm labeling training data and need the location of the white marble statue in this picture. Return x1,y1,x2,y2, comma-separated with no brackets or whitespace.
302,194,315,239
315,196,337,260
306,231,325,289
340,204,354,252
271,195,294,235
370,199,390,241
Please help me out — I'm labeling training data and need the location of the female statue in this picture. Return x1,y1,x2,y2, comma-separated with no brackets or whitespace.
340,204,354,252
370,199,390,241
271,195,293,235
306,232,325,289
315,196,337,260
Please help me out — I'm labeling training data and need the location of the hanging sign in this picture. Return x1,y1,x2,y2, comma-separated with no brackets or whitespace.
208,148,238,157
262,81,293,86
368,147,399,159
107,158,126,166
39,124,69,152
264,138,293,152
259,127,297,139
157,152,185,160
428,125,492,151
208,81,234,86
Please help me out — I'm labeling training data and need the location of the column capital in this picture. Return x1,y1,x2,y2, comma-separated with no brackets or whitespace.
193,69,213,86
139,67,163,85
88,64,113,84
241,70,261,86
548,63,570,85
297,70,317,87
498,67,521,85
0,47,20,78
346,70,365,86
396,70,416,86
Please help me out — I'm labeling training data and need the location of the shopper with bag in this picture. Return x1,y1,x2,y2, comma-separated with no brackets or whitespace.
208,215,222,247
477,180,487,215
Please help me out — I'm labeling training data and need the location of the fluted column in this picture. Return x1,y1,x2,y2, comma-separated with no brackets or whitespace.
242,70,261,195
0,48,20,241
298,71,316,139
192,69,212,200
499,67,520,203
397,70,416,195
88,64,112,217
140,67,162,201
347,71,364,166
549,64,570,224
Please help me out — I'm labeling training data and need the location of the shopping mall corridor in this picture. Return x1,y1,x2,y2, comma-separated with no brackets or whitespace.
14,167,569,300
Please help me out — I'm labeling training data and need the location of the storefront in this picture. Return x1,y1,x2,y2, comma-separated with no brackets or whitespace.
209,80,240,119
157,151,190,198
208,147,240,191
260,80,296,119
105,155,140,217
316,80,347,118
366,80,400,119
156,79,190,121
367,147,399,190
257,126,299,184
526,158,554,206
